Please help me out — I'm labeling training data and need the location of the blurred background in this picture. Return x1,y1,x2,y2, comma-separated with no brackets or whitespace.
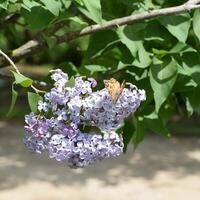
1,0,200,199
0,121,200,200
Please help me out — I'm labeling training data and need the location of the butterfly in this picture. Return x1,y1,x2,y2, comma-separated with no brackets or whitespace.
104,78,126,104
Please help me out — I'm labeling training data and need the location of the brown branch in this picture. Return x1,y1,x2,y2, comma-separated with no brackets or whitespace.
0,20,66,66
0,18,69,66
58,2,200,43
1,0,200,68
0,13,20,28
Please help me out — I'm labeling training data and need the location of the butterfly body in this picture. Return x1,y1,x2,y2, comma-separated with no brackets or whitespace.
104,78,125,104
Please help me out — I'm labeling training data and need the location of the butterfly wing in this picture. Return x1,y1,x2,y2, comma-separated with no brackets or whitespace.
112,79,126,103
119,80,126,95
104,78,124,104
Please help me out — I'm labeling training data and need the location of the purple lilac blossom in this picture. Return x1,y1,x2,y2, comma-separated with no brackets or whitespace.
24,69,146,168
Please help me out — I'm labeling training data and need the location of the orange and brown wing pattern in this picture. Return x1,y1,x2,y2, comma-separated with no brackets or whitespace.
104,78,125,104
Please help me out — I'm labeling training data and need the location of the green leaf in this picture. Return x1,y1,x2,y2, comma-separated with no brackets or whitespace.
186,96,193,116
152,43,196,57
69,16,88,25
185,86,200,116
116,48,134,71
152,48,169,56
0,0,8,9
84,65,107,75
193,9,200,42
44,36,57,49
74,0,83,5
159,13,191,42
7,1,21,12
22,0,40,10
170,42,196,54
144,21,165,42
28,92,43,113
66,76,75,88
174,74,196,92
149,58,178,112
123,121,135,153
61,0,72,8
159,98,176,123
7,84,18,117
42,0,62,16
133,45,152,68
133,117,145,149
21,6,54,31
181,52,200,85
58,62,78,77
144,111,170,137
11,71,33,87
117,23,145,56
81,0,102,23
86,30,119,58
117,24,151,68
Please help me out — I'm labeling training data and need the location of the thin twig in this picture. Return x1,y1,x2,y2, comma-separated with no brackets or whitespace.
0,49,21,74
31,85,46,94
0,49,47,93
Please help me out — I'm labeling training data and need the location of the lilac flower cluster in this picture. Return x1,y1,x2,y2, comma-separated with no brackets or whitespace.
24,69,146,168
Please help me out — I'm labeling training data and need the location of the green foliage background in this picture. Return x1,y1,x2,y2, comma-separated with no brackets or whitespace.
1,0,200,148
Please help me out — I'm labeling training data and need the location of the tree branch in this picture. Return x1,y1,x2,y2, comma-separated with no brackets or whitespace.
0,13,20,28
0,21,66,67
59,1,200,42
1,0,200,67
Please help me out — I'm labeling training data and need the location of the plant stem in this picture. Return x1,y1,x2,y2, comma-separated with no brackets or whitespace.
0,49,21,74
31,85,46,94
0,49,46,94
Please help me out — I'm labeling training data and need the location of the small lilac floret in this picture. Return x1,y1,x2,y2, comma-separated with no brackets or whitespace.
38,101,48,112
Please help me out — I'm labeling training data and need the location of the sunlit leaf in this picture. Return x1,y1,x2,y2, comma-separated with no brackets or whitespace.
117,24,151,68
159,13,191,42
0,0,8,9
69,16,88,25
42,0,62,16
149,58,178,112
11,71,33,87
84,65,107,75
193,9,200,42
81,0,102,23
22,0,40,10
